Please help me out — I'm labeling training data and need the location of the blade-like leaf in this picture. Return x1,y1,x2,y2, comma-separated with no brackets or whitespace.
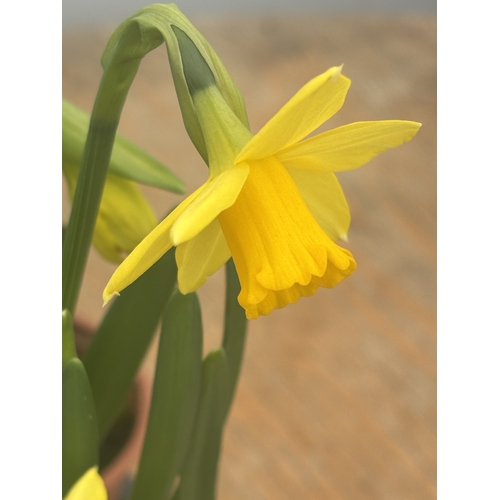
130,291,203,500
63,99,185,193
173,348,229,500
62,359,100,497
83,247,177,438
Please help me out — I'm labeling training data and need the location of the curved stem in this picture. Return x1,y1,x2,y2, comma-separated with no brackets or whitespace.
62,57,142,313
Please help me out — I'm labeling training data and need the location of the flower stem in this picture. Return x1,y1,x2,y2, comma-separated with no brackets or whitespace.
62,60,140,313
222,259,248,412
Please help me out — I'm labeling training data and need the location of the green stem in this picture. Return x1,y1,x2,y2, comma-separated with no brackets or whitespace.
62,60,141,313
222,259,248,413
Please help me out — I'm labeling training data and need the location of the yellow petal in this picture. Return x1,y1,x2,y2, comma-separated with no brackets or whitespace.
103,183,207,304
170,163,250,245
176,218,231,293
276,120,421,172
63,467,107,500
218,156,356,319
236,67,350,162
287,169,350,242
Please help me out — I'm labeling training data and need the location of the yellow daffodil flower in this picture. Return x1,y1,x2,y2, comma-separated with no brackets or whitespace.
63,161,157,263
63,467,107,500
103,66,420,318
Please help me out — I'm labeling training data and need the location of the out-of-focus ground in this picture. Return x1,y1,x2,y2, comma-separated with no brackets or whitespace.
63,15,436,500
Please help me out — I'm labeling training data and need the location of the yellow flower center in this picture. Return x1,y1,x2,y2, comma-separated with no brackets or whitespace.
217,156,357,318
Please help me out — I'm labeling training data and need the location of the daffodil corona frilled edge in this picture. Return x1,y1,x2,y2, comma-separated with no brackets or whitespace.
103,66,420,319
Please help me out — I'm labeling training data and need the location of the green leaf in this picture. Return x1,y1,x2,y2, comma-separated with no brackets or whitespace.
62,359,100,498
63,99,185,193
62,310,77,368
170,262,247,500
173,348,230,500
130,291,203,500
83,247,177,439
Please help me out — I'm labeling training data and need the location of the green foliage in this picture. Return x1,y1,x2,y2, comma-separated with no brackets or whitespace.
62,6,249,500
62,310,77,368
63,100,185,193
130,291,203,500
62,359,99,497
83,247,178,439
173,348,230,500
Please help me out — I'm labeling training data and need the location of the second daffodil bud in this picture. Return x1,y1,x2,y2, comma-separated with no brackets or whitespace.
63,161,157,263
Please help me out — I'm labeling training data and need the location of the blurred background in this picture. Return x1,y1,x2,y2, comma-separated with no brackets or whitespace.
63,1,436,498
63,0,436,29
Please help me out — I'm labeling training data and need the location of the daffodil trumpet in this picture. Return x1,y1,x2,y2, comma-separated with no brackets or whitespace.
103,31,420,318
